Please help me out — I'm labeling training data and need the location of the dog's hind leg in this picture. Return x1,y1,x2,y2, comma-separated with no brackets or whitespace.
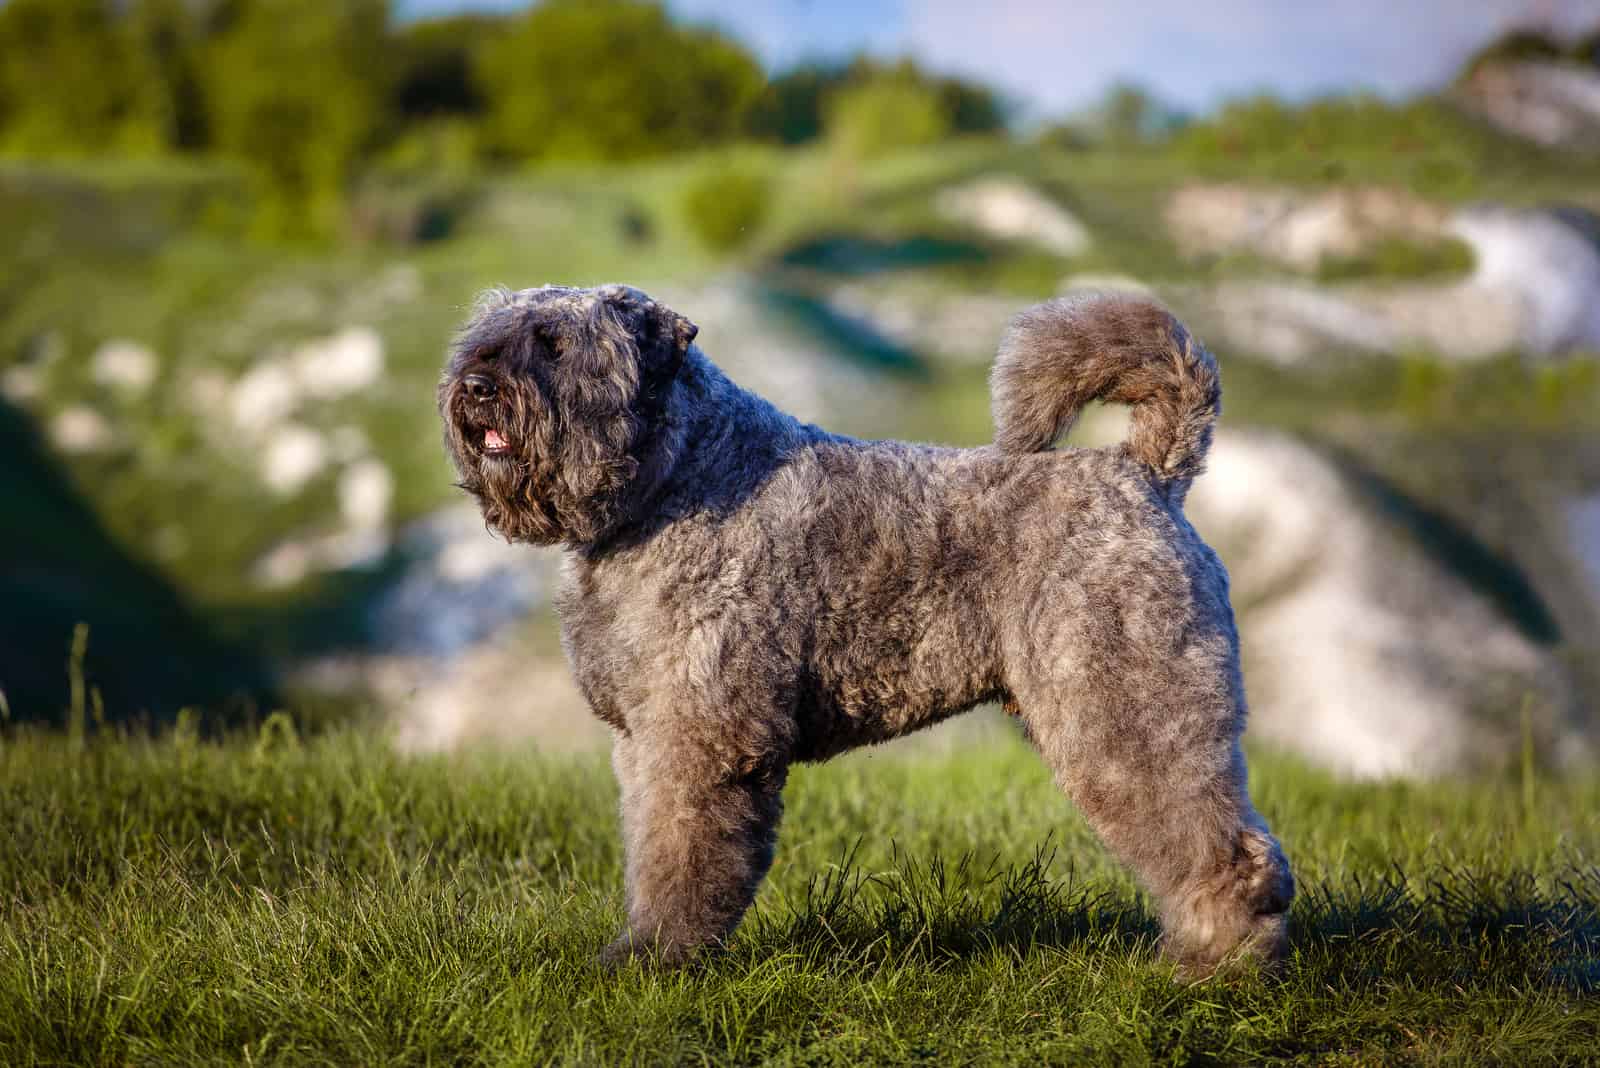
601,728,787,968
1014,657,1293,977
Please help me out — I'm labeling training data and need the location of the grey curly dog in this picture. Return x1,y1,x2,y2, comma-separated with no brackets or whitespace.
439,283,1294,977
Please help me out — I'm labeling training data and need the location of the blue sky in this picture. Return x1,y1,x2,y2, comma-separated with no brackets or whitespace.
397,0,1599,116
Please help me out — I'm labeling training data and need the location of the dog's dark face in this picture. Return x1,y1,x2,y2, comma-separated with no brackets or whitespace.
440,284,697,545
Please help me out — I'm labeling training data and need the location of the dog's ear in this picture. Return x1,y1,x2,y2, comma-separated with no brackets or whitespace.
600,286,697,377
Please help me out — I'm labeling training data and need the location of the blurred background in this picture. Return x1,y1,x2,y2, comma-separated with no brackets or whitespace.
1,0,1598,778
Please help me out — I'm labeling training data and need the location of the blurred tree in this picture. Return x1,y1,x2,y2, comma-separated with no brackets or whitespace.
748,56,1005,145
1048,82,1184,149
681,164,771,253
478,0,763,161
125,0,213,151
825,69,951,159
392,15,501,122
203,0,390,236
1101,83,1158,146
0,0,167,156
747,64,835,144
1573,25,1600,68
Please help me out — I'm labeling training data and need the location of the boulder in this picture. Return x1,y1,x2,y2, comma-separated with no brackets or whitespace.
90,340,159,394
1180,205,1600,363
1185,429,1583,777
1166,183,1448,271
935,177,1092,257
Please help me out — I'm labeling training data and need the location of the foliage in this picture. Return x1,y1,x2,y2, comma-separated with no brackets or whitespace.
749,56,1006,146
1173,92,1545,195
477,0,763,162
202,0,389,237
0,0,169,156
1315,235,1476,282
1460,25,1600,78
681,165,773,254
1,723,1598,1063
825,74,953,160
390,14,501,123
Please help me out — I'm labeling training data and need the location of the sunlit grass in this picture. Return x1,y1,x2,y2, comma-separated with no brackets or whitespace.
3,721,1597,1064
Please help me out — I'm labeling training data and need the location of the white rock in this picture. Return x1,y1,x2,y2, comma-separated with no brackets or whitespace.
230,359,300,434
1184,430,1575,777
250,528,391,590
385,650,600,755
252,540,313,589
1166,183,1447,271
1449,206,1600,356
1457,61,1600,150
339,459,394,530
50,406,113,453
1,364,40,403
184,369,230,416
936,177,1092,257
318,528,390,570
1570,494,1600,604
260,424,328,495
374,504,559,658
824,280,1019,365
90,340,159,393
1180,206,1600,364
292,326,384,400
1184,281,1397,364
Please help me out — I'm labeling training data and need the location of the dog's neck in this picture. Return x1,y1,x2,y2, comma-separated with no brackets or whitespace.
577,348,827,556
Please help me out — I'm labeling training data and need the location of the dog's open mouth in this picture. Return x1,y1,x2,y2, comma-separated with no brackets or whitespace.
482,427,510,454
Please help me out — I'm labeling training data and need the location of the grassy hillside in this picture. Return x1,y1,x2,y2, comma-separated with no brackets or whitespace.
2,722,1597,1064
5,137,1600,741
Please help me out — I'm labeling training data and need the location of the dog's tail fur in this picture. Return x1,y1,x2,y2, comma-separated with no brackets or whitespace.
991,294,1219,501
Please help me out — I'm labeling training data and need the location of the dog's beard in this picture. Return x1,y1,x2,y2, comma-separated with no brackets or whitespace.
442,379,565,544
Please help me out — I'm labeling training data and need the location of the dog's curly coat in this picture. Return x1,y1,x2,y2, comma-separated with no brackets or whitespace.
440,283,1294,975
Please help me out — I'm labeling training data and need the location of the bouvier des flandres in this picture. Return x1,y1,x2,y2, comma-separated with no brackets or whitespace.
439,283,1293,976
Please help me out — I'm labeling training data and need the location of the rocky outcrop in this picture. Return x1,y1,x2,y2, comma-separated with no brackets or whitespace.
1455,60,1600,152
935,177,1092,257
1166,183,1449,271
1185,429,1583,778
1178,204,1600,363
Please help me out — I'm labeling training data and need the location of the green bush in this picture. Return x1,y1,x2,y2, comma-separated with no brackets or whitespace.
825,77,951,159
748,57,1003,146
1316,236,1476,282
1174,93,1501,194
202,0,388,239
0,0,170,157
681,166,772,254
478,0,762,162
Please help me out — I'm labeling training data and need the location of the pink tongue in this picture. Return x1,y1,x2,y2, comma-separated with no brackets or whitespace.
484,428,507,450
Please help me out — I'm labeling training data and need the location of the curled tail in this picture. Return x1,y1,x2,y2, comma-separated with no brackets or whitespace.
991,294,1219,501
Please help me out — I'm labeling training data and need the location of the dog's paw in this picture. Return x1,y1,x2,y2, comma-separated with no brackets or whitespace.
1237,827,1295,919
598,934,644,971
598,931,702,972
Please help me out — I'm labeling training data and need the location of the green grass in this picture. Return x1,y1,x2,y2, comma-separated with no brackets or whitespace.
3,721,1598,1065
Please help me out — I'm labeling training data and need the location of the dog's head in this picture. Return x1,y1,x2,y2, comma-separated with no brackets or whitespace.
439,284,697,545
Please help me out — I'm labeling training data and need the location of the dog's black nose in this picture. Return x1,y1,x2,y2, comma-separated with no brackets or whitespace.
464,374,497,402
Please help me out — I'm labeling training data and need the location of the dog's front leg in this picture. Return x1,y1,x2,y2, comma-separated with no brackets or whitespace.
601,727,787,968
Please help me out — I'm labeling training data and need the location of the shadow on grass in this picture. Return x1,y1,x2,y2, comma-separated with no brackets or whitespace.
0,400,273,726
741,844,1600,992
